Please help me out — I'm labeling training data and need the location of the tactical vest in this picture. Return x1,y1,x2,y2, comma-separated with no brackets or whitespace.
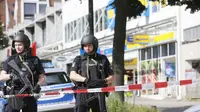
78,54,105,81
6,55,38,94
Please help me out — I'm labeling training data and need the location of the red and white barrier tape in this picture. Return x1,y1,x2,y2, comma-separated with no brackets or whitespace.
0,79,198,98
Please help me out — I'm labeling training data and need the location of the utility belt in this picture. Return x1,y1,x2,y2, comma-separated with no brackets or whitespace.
3,85,33,110
3,85,32,96
76,83,87,89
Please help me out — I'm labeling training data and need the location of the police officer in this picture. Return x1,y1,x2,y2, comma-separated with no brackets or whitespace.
0,33,45,112
70,34,114,112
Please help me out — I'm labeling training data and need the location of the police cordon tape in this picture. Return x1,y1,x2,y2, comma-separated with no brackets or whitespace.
0,79,198,98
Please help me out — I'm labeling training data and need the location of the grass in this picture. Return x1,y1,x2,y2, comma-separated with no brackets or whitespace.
106,94,160,112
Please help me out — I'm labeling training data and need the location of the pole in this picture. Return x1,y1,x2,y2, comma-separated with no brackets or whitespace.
176,5,182,100
88,0,94,35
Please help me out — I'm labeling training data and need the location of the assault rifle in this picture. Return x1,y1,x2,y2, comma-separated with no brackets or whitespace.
8,60,34,94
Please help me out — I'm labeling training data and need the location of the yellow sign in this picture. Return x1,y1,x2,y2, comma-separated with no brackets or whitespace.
134,35,150,43
124,58,137,66
126,32,175,49
153,32,174,43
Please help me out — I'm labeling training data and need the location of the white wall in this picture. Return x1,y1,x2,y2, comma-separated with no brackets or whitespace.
62,2,179,49
181,6,200,30
62,0,110,24
62,4,200,49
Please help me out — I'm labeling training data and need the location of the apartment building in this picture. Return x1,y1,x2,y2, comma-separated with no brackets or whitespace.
0,0,21,30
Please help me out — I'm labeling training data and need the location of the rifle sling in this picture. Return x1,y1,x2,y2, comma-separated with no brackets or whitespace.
19,56,34,87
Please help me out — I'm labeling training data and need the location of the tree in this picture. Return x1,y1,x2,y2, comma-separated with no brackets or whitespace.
0,21,9,50
112,0,200,102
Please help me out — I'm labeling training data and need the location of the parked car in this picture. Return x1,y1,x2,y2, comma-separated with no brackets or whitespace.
183,104,200,112
0,83,6,112
38,68,75,112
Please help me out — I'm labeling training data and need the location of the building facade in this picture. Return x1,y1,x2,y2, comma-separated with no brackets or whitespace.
0,0,21,31
4,0,200,100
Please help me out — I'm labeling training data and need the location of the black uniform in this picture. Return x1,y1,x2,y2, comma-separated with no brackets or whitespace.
2,33,45,112
71,34,114,112
3,54,45,112
71,53,113,112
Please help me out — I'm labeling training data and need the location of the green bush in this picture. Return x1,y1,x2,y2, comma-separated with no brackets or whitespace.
106,94,159,112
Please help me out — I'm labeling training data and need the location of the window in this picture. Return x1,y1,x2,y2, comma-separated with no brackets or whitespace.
74,21,77,40
162,44,167,56
24,3,36,20
10,11,14,16
43,72,71,86
99,9,103,31
39,4,47,14
169,42,175,55
95,10,99,32
42,22,46,45
184,25,200,41
141,49,145,60
153,46,160,58
147,47,151,59
12,3,15,7
104,10,108,29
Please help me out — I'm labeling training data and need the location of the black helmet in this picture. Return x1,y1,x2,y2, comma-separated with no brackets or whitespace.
12,33,30,50
81,34,98,51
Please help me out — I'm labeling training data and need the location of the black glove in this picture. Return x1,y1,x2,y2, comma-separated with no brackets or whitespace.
32,84,41,94
86,79,106,88
79,93,89,105
32,84,41,100
10,73,22,85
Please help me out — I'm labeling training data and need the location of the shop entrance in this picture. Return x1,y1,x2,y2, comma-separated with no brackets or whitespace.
164,57,176,98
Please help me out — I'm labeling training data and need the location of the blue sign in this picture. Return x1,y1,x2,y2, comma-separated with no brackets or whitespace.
165,62,176,77
127,36,134,43
104,48,113,55
103,45,127,55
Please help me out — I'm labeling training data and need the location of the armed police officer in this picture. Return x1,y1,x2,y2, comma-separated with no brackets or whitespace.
70,34,114,112
0,33,45,112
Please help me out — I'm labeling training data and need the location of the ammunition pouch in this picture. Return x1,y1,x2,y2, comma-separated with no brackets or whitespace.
85,93,98,107
73,83,87,99
87,79,106,88
8,97,25,110
7,87,25,110
79,93,97,107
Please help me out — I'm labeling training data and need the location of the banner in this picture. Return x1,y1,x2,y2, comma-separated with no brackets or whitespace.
165,62,176,77
106,0,116,31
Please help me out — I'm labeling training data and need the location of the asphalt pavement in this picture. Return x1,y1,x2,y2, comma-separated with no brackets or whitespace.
126,96,200,112
46,96,200,112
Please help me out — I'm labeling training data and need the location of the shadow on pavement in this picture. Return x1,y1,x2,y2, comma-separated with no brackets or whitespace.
159,106,191,112
44,108,73,112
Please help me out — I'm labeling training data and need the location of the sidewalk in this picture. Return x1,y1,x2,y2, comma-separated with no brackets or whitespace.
126,96,200,112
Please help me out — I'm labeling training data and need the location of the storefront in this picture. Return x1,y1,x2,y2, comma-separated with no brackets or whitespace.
136,32,177,99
